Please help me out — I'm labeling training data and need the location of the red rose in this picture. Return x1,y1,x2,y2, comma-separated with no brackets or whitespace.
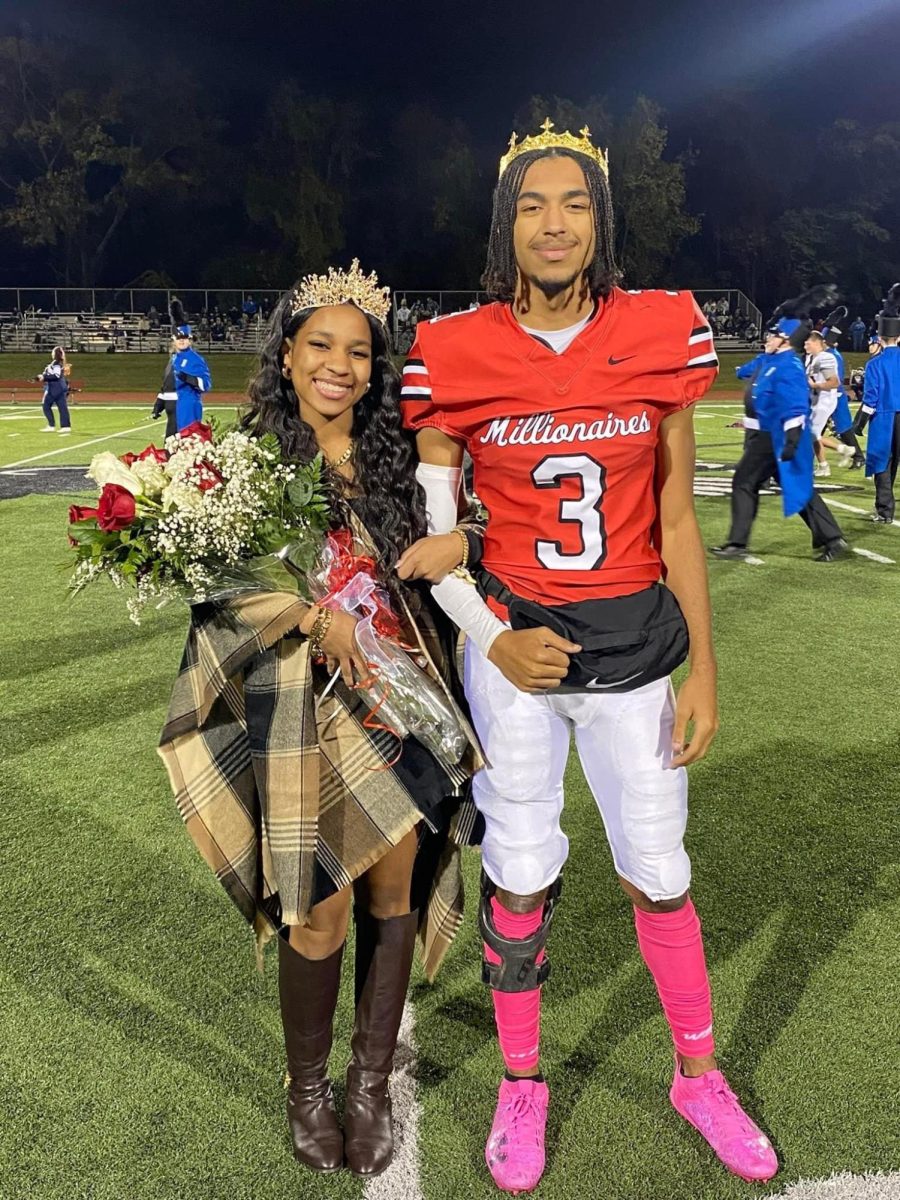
68,504,99,523
178,420,213,443
120,452,139,466
96,484,137,531
196,462,223,492
137,444,168,463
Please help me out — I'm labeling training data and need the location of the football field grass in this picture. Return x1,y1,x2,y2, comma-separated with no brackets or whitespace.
0,402,898,1199
0,351,257,393
3,348,868,399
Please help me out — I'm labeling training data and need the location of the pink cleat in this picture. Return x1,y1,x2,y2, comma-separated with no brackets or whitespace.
485,1077,549,1194
670,1064,778,1182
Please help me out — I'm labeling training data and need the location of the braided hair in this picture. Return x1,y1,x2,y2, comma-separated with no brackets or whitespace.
481,148,620,305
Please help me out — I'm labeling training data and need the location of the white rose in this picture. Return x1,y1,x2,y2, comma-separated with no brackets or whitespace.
87,451,141,495
129,458,167,498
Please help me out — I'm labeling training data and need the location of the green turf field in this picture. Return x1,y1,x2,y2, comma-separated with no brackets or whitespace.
0,352,257,393
1,349,870,398
1,403,898,1199
0,402,252,469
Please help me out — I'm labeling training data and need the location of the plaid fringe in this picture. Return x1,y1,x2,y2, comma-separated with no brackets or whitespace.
159,572,481,978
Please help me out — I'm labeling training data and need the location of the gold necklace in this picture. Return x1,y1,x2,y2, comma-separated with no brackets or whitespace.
327,441,354,469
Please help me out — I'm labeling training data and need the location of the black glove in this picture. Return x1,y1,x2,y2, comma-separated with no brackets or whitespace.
177,370,201,388
780,424,802,462
852,410,870,437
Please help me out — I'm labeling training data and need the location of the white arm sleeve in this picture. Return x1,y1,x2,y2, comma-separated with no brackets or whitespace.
415,462,507,657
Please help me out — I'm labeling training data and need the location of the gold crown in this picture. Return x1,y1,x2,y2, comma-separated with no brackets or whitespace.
498,118,609,179
291,258,391,325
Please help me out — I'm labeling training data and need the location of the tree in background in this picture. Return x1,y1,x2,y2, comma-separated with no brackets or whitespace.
363,105,488,291
0,36,211,286
242,82,363,279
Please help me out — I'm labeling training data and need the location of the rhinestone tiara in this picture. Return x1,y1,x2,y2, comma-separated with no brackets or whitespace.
291,258,391,325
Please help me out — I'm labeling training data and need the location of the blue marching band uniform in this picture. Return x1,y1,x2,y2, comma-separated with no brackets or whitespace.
152,300,212,436
710,289,848,562
855,284,900,522
39,355,71,432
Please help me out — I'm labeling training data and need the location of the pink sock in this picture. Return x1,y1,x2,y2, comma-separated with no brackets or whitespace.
633,899,715,1059
484,896,544,1074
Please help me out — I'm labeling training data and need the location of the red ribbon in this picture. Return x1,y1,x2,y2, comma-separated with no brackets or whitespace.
320,529,403,640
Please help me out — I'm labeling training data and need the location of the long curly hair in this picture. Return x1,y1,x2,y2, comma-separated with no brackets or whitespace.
481,148,620,305
241,289,427,584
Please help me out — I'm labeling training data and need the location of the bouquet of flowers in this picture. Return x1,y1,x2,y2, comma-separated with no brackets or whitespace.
67,421,468,770
67,420,331,622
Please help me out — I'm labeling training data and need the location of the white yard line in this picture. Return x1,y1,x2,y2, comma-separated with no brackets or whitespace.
776,1171,900,1200
4,423,153,469
364,1001,424,1200
744,555,765,565
827,499,900,529
853,547,896,565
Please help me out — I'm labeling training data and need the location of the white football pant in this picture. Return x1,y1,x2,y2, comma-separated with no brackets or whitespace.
465,638,691,901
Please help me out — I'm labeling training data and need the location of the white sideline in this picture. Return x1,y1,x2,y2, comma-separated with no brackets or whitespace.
853,548,896,565
4,423,154,469
364,1001,424,1200
827,499,900,529
777,1172,900,1200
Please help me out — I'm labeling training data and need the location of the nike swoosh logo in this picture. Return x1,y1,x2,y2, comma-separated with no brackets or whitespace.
608,354,637,365
585,671,643,689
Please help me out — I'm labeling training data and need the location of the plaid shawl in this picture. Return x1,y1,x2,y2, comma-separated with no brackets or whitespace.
159,580,483,981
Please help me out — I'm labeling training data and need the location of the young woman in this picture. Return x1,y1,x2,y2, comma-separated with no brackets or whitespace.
159,265,478,1179
38,346,71,433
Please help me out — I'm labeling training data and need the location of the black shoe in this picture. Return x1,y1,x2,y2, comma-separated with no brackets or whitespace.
814,538,851,562
708,544,748,560
849,456,866,470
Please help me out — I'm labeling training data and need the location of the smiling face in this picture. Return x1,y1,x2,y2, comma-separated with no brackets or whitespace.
174,336,191,352
283,303,373,424
512,154,596,299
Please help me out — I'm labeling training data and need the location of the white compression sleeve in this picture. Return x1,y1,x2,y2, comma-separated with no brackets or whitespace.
416,462,462,533
414,462,508,657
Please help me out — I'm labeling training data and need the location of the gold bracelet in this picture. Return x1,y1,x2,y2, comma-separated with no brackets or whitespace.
308,607,333,657
453,526,469,571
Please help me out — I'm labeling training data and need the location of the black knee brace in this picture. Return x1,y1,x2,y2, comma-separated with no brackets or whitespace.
479,869,562,993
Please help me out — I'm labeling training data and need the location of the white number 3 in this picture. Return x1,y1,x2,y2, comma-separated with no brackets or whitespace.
531,453,607,571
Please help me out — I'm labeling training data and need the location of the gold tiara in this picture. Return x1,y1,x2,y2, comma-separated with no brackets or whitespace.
291,258,391,325
498,118,609,179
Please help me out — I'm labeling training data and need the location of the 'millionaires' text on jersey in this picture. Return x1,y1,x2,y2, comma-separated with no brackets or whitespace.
479,410,653,448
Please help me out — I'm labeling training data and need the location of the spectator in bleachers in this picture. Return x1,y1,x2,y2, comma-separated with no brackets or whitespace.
38,346,72,435
242,295,259,324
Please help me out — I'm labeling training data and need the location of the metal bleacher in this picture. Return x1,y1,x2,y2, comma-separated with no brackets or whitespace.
0,286,763,356
0,310,268,355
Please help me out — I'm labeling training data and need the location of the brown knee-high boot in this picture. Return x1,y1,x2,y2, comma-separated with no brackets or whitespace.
277,936,345,1172
343,908,418,1177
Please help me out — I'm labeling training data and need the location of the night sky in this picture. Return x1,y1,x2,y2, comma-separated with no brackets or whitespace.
7,0,898,149
3,0,899,305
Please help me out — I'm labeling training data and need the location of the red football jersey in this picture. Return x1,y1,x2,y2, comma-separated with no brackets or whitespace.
401,289,717,607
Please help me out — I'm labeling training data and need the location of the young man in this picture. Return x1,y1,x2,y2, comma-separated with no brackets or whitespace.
854,284,900,523
710,294,850,563
804,329,842,476
398,121,778,1192
820,310,865,469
